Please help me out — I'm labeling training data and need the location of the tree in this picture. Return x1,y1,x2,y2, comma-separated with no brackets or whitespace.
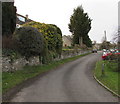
2,2,16,36
13,27,44,60
100,41,111,50
68,6,92,46
111,28,119,43
83,35,92,47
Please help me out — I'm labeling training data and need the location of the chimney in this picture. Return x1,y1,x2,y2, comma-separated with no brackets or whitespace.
26,14,28,20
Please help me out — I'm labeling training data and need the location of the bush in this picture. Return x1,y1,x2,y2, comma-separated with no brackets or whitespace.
41,51,56,64
2,36,14,50
13,27,44,60
22,22,63,63
107,54,120,61
22,22,63,55
105,54,120,72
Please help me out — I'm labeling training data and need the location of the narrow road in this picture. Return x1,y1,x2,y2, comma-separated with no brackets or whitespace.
11,52,118,102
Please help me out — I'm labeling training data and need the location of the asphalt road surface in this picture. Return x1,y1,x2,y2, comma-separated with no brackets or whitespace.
11,52,118,102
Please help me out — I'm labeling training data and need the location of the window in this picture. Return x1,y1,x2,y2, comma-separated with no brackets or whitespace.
17,16,25,22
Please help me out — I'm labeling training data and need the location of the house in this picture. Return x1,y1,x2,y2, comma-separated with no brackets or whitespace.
16,13,33,28
93,43,101,50
62,35,72,47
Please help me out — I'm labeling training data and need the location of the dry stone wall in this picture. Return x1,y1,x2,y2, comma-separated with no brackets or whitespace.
2,50,91,72
2,56,40,72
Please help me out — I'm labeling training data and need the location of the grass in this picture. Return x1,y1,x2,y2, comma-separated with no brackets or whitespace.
94,60,119,95
2,52,91,94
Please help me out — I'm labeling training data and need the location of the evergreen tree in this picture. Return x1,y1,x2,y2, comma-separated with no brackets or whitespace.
68,6,92,47
2,2,16,36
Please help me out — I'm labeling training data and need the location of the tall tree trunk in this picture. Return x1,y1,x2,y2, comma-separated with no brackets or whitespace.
79,36,83,46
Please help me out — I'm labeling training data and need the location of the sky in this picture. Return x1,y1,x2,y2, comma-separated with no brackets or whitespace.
14,0,119,43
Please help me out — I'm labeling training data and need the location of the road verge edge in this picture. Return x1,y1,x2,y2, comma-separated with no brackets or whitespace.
93,73,120,98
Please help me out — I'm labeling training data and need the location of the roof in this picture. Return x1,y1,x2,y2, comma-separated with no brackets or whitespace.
16,13,34,25
63,35,72,42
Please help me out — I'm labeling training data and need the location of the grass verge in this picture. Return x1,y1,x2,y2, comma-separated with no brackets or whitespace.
94,60,119,95
2,52,91,94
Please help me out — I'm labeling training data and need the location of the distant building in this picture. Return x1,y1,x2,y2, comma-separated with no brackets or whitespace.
16,13,33,28
92,41,96,45
62,35,72,47
93,43,101,50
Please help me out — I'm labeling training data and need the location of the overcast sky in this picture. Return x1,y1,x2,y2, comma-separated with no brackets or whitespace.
14,0,119,43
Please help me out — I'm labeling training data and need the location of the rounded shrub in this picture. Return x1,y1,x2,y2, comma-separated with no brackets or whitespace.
13,26,44,59
22,22,63,55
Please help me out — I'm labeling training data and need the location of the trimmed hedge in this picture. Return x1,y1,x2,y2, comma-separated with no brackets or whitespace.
13,26,44,60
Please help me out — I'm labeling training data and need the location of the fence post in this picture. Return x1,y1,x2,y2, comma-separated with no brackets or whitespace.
102,62,105,76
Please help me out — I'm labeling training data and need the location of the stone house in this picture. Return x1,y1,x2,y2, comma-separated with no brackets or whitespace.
62,35,72,47
93,43,101,50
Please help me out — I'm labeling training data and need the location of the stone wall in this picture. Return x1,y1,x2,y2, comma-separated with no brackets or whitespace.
61,49,90,59
54,50,90,61
2,50,91,72
2,56,40,72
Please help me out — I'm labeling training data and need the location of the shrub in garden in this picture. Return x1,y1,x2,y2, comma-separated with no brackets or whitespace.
23,22,63,54
13,26,44,60
22,22,63,63
2,36,14,50
46,24,63,55
49,24,63,56
108,53,120,61
2,35,21,62
105,53,120,72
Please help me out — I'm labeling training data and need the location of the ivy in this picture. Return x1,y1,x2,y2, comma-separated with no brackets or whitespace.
23,21,63,58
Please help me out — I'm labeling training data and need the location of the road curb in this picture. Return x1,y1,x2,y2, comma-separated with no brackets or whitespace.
93,73,120,98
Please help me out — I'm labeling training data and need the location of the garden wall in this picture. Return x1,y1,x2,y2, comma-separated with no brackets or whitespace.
2,50,91,72
2,56,40,72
